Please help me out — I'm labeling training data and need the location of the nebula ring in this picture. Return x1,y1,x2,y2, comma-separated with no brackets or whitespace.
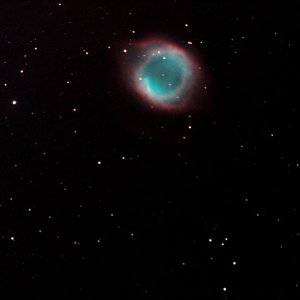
137,47,193,105
123,38,201,112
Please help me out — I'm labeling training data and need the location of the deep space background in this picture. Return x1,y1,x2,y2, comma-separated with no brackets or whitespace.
0,1,299,299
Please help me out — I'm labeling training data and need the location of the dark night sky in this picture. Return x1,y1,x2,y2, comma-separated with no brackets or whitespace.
0,1,299,299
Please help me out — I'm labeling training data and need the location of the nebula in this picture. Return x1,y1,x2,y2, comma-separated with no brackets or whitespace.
138,50,191,104
124,38,201,112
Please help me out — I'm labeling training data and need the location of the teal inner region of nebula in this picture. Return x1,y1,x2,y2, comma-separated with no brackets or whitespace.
139,52,189,101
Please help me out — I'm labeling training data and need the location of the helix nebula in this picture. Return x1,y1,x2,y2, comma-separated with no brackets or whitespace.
124,38,202,112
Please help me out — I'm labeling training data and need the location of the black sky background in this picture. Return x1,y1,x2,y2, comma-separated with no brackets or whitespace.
0,1,299,299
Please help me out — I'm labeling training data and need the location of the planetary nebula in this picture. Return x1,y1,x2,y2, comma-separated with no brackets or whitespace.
126,39,199,111
139,51,190,104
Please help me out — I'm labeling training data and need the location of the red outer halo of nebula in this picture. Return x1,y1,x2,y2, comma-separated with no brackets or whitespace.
121,37,204,113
